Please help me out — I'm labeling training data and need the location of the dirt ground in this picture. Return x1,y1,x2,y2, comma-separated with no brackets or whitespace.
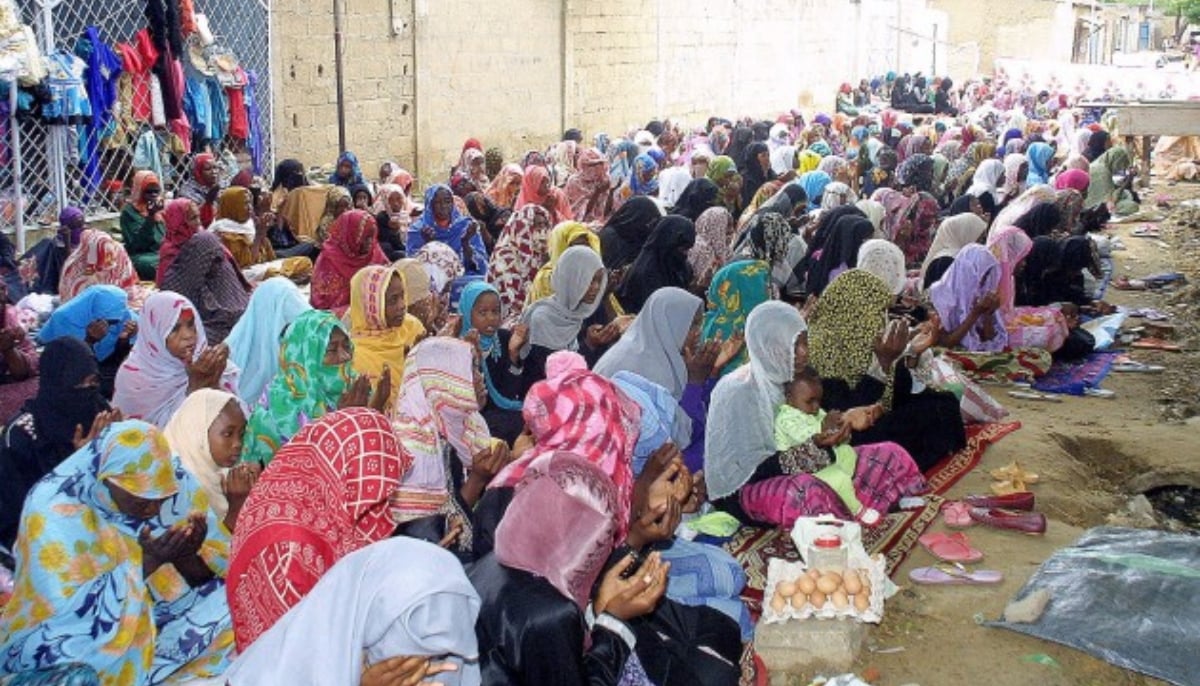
837,181,1200,686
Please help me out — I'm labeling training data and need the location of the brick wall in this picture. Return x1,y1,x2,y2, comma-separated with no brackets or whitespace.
271,0,941,186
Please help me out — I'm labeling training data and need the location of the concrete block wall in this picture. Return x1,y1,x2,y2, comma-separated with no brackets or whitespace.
930,0,1060,80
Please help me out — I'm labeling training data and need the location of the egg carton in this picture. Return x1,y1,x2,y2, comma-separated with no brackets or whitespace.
761,555,889,625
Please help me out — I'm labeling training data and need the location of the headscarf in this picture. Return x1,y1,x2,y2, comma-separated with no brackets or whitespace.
160,232,252,343
701,260,772,376
408,185,485,272
0,420,200,682
929,244,1007,352
563,148,610,223
1053,188,1084,235
458,281,522,411
486,205,553,321
224,277,311,405
391,337,495,525
129,170,162,215
484,147,505,178
607,139,640,188
796,149,822,174
228,409,411,649
242,310,355,464
415,241,466,295
1001,153,1028,200
594,287,702,399
672,178,720,221
738,142,773,208
598,195,663,270
966,158,1005,200
770,145,797,175
705,301,807,498
493,452,620,610
58,229,141,304
1083,130,1109,162
36,284,134,362
348,265,426,408
163,388,240,520
1015,236,1065,307
817,155,850,183
311,209,390,310
1085,147,1131,210
809,269,894,405
1054,169,1090,193
113,291,238,428
691,206,736,279
628,153,660,197
921,212,987,282
819,182,858,210
484,163,524,209
20,337,107,463
617,215,696,313
736,212,792,271
528,221,600,305
989,184,1058,240
519,246,606,354
895,153,935,193
156,198,199,283
328,151,365,187
225,537,480,686
271,158,308,191
799,171,832,210
986,225,1035,314
490,362,640,538
706,155,738,186
1026,142,1055,186
737,180,785,229
1013,202,1065,239
857,239,907,296
611,371,691,470
804,215,875,296
856,199,886,237
515,165,574,225
315,185,352,244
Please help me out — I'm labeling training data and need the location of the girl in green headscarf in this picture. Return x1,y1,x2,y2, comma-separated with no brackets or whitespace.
242,310,356,464
702,260,772,376
706,155,744,216
1085,146,1139,216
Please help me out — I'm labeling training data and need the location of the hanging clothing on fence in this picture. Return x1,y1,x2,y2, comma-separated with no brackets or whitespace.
245,70,264,174
41,50,90,125
77,27,122,194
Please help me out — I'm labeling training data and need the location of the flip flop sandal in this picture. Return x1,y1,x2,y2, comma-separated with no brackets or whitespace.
909,564,1004,586
1113,277,1147,291
940,501,974,528
1131,225,1162,238
1084,388,1116,399
1112,361,1165,373
1130,338,1182,352
1008,390,1063,402
991,462,1039,485
919,532,984,563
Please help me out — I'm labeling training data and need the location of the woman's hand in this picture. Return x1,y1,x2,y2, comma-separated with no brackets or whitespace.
470,442,511,482
139,513,207,576
683,329,720,383
119,320,139,341
186,345,228,392
625,496,682,551
971,291,1000,316
85,320,110,344
438,515,465,550
72,409,122,450
361,656,458,686
872,319,908,371
713,332,745,374
339,375,373,409
222,463,261,508
368,367,392,413
585,323,619,349
507,323,529,364
594,552,670,621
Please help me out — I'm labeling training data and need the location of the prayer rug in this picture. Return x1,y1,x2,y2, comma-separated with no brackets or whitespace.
724,421,1022,617
1031,352,1117,396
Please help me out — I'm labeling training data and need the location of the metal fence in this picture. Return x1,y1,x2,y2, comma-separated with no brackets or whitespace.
5,0,271,242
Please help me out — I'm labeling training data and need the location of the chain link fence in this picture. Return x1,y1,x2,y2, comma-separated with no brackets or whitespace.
5,0,271,236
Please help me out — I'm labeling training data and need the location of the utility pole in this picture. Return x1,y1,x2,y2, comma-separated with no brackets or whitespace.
334,0,347,152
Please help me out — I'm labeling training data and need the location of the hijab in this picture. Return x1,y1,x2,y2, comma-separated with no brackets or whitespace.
157,198,199,283
485,163,524,209
929,244,1007,352
1001,153,1028,201
966,158,1005,200
599,196,663,270
348,265,426,409
701,260,772,376
895,153,935,193
520,246,606,353
311,209,390,310
528,221,600,305
224,277,311,405
59,229,141,304
1013,202,1064,239
159,232,252,343
242,310,355,464
921,212,987,282
229,409,412,649
739,142,773,208
594,287,702,399
1085,146,1132,209
856,239,907,296
1083,130,1109,162
113,291,239,428
617,215,696,313
493,452,620,610
809,269,894,405
36,284,134,362
671,178,720,221
162,388,240,519
485,205,553,321
1026,142,1055,186
563,148,611,223
819,182,858,210
226,537,480,686
705,301,807,499
272,158,308,191
328,150,365,187
629,153,660,197
391,337,496,525
799,170,832,210
22,337,107,460
803,214,874,296
1054,169,1090,193
516,165,574,225
409,185,480,264
458,281,522,411
986,225,1035,315
690,206,736,281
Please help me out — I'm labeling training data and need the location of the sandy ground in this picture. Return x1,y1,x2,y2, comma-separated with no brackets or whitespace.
829,181,1200,686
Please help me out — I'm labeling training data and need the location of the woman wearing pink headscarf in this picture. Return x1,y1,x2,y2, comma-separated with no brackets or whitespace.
563,148,613,223
515,165,574,226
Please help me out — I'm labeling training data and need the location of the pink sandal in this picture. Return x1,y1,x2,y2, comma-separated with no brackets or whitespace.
919,531,984,563
941,501,973,528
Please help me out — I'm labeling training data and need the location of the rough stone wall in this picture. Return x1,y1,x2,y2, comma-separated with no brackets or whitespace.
271,0,416,179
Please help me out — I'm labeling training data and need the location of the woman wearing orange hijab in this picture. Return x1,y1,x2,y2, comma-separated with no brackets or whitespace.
514,165,574,226
120,170,167,280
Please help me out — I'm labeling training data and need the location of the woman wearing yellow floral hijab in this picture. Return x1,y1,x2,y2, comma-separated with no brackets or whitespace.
347,264,426,410
0,420,235,685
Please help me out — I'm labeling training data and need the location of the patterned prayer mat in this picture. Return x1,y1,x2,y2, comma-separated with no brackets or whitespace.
1032,352,1118,396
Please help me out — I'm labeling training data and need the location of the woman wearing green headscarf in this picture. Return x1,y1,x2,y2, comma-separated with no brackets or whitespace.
1085,146,1139,216
242,310,385,464
706,155,743,216
702,260,772,376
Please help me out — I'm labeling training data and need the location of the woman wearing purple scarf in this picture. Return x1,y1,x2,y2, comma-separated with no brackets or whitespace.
928,244,1007,352
19,206,86,295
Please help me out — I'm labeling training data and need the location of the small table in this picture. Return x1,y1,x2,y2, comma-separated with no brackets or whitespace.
1100,101,1200,187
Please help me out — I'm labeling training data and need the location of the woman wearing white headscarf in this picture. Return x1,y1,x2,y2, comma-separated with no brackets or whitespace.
225,537,482,686
856,239,907,296
920,213,987,289
223,276,311,404
519,245,610,379
163,388,255,528
594,287,703,400
966,159,1006,203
